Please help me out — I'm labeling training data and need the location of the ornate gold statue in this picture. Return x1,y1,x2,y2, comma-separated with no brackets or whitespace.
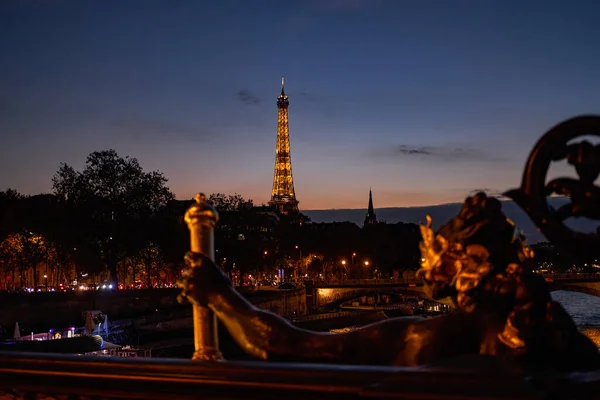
179,116,600,371
178,191,599,370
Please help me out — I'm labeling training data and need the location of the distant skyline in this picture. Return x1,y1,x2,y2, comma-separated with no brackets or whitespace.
1,0,599,210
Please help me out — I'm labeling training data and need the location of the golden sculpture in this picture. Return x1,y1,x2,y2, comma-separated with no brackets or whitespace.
179,192,600,370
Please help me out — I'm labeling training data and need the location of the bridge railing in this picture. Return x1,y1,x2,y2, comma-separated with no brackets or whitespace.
317,278,421,286
0,351,555,399
318,274,600,287
540,273,600,281
291,310,368,322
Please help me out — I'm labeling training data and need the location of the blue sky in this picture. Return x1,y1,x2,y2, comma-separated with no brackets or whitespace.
1,0,599,209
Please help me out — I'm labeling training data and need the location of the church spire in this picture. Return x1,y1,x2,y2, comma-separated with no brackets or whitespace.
364,188,377,226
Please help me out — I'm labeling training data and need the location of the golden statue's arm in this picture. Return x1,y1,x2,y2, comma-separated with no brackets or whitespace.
179,252,500,366
179,191,600,370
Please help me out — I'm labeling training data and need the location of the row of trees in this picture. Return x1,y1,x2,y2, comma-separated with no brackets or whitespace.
0,149,320,290
0,150,179,289
0,229,169,290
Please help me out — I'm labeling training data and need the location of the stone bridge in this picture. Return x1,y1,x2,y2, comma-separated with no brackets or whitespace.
309,279,431,308
310,274,600,308
545,274,600,297
312,285,428,308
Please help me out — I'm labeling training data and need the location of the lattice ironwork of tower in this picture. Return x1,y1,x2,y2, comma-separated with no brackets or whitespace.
268,76,299,214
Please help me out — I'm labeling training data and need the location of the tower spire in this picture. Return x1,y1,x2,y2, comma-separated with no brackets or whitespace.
364,188,377,226
269,77,298,214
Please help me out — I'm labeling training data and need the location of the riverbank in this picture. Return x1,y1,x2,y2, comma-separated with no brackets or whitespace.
142,310,393,359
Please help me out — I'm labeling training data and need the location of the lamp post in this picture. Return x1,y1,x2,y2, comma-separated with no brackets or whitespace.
295,245,302,283
184,193,222,361
341,260,346,281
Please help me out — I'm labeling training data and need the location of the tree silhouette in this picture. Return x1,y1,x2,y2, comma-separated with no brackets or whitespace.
136,242,166,288
51,150,174,285
208,193,253,211
0,231,53,289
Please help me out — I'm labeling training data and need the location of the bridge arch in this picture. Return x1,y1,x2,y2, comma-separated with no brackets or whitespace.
315,286,424,308
310,274,600,309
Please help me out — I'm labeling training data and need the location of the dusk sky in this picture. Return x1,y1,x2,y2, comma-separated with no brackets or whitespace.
1,0,599,210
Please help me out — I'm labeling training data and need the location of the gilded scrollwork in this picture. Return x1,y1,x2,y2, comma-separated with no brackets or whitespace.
505,115,600,257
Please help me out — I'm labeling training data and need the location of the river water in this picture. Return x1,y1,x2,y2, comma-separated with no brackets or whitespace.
552,290,600,347
328,291,600,347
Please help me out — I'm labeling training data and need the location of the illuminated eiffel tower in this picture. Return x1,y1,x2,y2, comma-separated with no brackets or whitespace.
268,76,299,214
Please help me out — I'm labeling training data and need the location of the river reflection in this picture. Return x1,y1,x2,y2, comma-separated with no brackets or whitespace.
326,291,600,348
552,290,600,348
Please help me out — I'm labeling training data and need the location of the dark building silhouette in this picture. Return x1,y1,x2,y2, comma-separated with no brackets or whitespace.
364,188,377,227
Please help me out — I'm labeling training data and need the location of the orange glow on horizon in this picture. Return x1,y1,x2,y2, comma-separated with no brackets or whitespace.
177,189,477,210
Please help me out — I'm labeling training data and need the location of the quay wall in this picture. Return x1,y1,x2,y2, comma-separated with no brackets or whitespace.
0,288,307,334
252,288,307,317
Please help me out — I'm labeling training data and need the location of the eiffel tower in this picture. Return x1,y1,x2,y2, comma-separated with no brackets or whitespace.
268,76,299,214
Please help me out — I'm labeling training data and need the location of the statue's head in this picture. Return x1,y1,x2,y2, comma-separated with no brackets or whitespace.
417,192,534,311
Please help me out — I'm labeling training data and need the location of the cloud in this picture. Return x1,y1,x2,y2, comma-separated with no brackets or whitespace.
374,144,506,163
298,90,318,103
396,145,432,156
237,90,260,105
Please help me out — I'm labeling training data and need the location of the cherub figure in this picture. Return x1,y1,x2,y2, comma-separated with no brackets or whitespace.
178,192,600,371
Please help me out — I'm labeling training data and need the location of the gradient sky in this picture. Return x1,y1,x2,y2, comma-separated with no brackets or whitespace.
1,0,600,210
